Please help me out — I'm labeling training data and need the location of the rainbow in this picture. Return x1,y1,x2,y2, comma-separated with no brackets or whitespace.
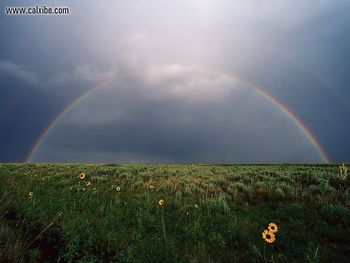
26,66,331,163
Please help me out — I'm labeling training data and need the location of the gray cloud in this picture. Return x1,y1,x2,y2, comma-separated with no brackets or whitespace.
0,60,118,88
1,0,350,162
0,61,40,86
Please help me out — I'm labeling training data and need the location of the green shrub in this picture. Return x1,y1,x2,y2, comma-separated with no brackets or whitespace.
175,191,182,202
308,184,320,194
200,193,230,215
227,182,253,198
320,204,350,226
319,183,335,194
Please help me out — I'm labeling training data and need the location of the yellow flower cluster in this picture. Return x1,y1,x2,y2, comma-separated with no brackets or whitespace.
262,223,278,243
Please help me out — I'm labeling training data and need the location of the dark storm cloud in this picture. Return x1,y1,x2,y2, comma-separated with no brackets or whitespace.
0,60,117,161
0,72,55,161
1,0,350,162
33,68,321,163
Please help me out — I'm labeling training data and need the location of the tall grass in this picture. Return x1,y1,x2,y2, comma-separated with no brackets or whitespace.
0,163,349,262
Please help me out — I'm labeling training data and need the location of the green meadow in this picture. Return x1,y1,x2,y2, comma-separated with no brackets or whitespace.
0,163,349,262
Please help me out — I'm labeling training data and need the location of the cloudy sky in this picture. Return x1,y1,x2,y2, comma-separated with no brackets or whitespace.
1,0,349,163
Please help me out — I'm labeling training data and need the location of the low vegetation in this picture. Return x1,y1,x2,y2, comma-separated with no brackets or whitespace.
0,163,349,262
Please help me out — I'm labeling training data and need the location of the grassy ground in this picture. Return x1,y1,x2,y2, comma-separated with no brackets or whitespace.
0,163,349,262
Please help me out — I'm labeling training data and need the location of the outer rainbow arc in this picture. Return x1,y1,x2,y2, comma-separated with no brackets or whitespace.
26,71,134,162
200,66,330,163
26,65,330,163
254,87,329,162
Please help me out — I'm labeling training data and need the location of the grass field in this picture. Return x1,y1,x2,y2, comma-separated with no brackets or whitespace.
0,163,349,262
